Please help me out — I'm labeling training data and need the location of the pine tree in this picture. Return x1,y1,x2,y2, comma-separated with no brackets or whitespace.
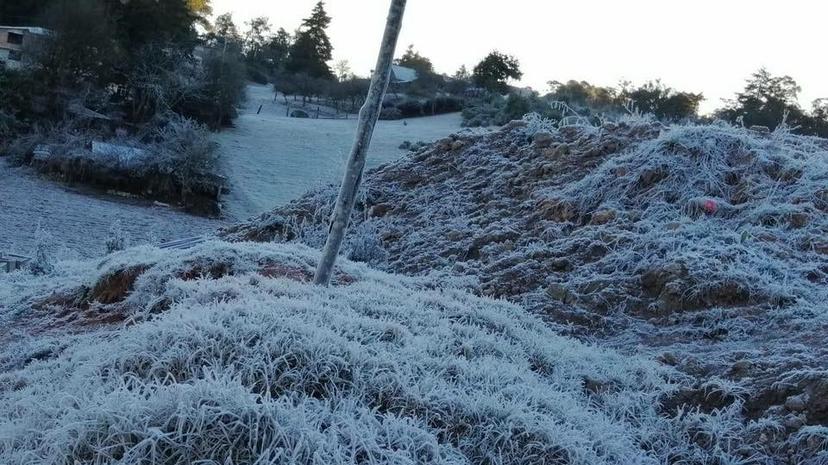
286,1,334,79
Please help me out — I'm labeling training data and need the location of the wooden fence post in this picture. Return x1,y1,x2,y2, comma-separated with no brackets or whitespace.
313,0,407,285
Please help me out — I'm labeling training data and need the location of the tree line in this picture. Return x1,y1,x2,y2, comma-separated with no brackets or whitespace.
223,1,828,137
2,0,826,137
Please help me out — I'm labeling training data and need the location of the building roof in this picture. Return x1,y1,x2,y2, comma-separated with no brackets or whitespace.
0,26,50,35
390,65,418,83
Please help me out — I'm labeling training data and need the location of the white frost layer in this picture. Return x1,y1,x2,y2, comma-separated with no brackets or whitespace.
0,241,723,465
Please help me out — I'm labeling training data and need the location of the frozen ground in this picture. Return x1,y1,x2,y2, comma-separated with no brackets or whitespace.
0,161,225,259
224,116,828,462
0,84,458,259
217,84,462,221
0,241,733,464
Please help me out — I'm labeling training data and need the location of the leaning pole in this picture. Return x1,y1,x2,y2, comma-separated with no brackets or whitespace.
314,0,407,285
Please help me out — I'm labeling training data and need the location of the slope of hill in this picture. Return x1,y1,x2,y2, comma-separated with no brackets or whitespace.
0,241,736,464
216,84,463,221
223,116,828,462
0,160,225,259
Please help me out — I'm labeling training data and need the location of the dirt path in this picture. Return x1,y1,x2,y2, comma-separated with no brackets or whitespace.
216,84,462,222
0,162,226,259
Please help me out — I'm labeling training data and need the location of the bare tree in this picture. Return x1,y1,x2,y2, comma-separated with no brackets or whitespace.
314,0,407,285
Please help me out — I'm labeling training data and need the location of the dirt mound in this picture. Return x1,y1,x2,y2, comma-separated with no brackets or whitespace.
0,242,356,347
222,116,828,462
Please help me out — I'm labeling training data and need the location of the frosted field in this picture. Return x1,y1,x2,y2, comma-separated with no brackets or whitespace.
0,84,460,258
0,162,225,259
0,241,721,464
217,84,462,221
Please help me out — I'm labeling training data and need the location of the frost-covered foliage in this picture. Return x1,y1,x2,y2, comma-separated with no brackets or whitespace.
27,223,55,276
0,241,736,464
223,116,828,461
5,115,223,216
105,220,130,254
152,115,220,196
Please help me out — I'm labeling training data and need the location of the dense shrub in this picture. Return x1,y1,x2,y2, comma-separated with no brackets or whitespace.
245,63,271,85
152,116,220,198
424,96,463,114
7,115,223,216
462,93,555,127
396,99,424,118
176,49,247,129
461,95,504,127
378,96,463,121
378,106,402,120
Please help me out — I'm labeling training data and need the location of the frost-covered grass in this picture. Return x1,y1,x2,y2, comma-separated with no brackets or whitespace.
0,240,748,464
0,159,225,260
221,116,828,461
217,84,464,221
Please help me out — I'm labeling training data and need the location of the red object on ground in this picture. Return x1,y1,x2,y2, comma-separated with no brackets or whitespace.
703,199,718,215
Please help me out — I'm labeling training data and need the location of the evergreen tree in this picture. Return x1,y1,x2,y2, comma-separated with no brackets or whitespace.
285,1,334,79
0,0,58,26
104,0,200,50
214,13,240,41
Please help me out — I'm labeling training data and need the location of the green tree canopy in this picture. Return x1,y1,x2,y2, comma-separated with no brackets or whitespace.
715,68,828,137
244,17,272,59
473,51,522,94
547,80,618,111
105,0,201,51
395,45,433,74
263,28,292,71
621,80,703,121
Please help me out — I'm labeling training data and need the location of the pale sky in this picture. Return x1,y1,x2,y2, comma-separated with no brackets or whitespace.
210,0,828,114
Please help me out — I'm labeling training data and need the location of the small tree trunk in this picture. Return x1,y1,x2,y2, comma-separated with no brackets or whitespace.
314,0,407,286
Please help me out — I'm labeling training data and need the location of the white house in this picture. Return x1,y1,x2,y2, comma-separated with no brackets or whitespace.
0,26,49,70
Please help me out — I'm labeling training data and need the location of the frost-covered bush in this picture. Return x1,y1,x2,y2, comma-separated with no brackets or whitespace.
396,99,424,118
344,222,388,265
28,224,55,276
105,220,130,254
461,95,504,127
2,113,222,216
462,93,556,127
378,106,402,120
2,121,87,167
0,241,735,465
152,115,219,198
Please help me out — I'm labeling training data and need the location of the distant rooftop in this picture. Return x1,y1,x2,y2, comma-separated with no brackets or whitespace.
390,65,418,83
0,26,50,35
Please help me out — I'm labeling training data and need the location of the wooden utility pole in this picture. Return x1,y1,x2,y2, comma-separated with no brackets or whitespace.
314,0,407,285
